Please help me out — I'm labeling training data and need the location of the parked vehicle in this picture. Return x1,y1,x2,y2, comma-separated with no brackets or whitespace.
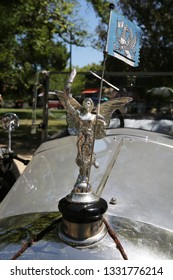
37,91,63,109
0,71,173,260
0,113,30,202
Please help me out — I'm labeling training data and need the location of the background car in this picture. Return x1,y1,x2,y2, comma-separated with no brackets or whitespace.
37,91,63,109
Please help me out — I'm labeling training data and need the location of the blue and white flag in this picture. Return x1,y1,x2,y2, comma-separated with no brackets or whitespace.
106,10,142,67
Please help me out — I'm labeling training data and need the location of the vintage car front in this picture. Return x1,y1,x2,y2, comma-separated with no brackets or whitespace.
0,124,173,260
0,70,173,260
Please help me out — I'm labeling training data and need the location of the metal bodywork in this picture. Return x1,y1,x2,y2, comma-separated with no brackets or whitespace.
0,127,173,259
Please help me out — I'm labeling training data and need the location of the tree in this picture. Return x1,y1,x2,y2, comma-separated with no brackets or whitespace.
0,0,89,99
48,63,103,98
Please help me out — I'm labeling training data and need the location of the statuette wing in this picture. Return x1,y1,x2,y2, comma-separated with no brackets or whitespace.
57,91,82,135
99,97,133,127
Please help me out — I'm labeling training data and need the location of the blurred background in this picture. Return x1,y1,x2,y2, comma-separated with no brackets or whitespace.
0,0,172,153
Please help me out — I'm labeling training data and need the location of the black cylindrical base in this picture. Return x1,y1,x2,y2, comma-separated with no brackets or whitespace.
58,196,107,224
58,195,108,243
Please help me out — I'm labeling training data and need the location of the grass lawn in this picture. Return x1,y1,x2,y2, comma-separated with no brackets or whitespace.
0,108,67,155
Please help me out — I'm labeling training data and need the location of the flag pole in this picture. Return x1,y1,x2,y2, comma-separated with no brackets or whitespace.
87,3,115,191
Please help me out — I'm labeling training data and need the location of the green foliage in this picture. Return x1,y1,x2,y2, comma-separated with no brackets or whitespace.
2,0,171,103
87,0,110,50
48,63,103,97
0,0,89,99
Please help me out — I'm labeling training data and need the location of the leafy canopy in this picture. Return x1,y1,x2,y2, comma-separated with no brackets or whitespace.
0,0,172,99
0,0,89,97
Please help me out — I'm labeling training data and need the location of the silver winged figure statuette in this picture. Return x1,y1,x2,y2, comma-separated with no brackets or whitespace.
57,70,132,192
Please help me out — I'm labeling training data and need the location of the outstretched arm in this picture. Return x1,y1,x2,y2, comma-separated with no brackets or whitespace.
64,69,77,98
57,69,82,121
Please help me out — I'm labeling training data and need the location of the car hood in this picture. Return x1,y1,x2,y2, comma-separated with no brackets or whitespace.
0,211,173,260
0,127,173,259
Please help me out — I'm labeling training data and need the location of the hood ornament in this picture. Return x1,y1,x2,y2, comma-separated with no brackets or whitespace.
57,69,132,246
